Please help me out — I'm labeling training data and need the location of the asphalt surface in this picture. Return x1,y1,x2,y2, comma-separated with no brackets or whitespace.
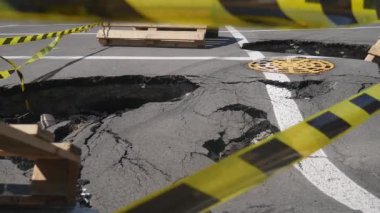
0,23,379,213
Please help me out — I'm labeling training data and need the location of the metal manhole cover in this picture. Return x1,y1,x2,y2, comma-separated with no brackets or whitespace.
248,57,335,74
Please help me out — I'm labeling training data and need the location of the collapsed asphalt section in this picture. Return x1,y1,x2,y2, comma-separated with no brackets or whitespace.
0,73,283,210
243,40,371,60
0,75,198,123
0,56,379,212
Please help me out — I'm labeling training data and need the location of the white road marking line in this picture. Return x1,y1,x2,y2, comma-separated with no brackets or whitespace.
0,25,18,28
1,56,253,61
220,26,380,33
1,55,330,61
226,25,380,213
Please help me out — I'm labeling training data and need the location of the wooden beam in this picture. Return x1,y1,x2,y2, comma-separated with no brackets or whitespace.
0,122,79,162
0,144,80,161
97,29,205,41
9,124,55,142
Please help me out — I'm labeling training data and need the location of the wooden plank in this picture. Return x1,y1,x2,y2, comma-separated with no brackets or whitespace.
368,40,380,57
0,149,48,159
9,124,54,142
0,122,79,162
98,38,204,48
31,160,74,196
0,144,80,161
31,143,80,204
97,29,205,41
365,54,375,62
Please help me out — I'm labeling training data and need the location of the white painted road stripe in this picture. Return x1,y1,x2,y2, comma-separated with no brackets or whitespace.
1,56,252,61
0,25,18,28
0,55,331,61
226,25,380,213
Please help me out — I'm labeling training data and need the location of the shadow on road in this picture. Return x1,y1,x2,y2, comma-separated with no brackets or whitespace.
32,47,111,83
205,36,238,49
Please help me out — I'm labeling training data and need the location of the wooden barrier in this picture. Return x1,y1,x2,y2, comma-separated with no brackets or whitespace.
0,122,81,206
96,22,211,48
365,39,380,62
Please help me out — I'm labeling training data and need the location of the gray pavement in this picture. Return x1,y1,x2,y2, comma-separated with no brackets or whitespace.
0,23,379,213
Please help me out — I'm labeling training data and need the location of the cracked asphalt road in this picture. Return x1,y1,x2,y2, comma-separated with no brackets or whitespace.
0,23,380,213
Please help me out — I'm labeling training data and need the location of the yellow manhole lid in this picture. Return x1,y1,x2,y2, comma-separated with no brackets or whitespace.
248,57,335,74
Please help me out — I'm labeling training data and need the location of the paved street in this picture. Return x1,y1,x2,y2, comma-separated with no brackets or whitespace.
0,23,379,213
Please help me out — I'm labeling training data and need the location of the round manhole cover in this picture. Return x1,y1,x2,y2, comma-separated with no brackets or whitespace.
248,57,335,74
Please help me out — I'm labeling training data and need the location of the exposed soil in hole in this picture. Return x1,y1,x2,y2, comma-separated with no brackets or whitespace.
0,75,198,123
243,40,370,60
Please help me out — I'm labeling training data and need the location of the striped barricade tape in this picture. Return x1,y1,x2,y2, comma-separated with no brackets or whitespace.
0,23,98,46
0,1,379,27
0,23,99,80
0,23,99,111
116,83,380,213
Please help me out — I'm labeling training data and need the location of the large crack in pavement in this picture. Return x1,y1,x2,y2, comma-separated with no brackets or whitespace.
0,75,199,208
243,40,372,60
0,75,198,123
0,57,379,212
203,104,279,161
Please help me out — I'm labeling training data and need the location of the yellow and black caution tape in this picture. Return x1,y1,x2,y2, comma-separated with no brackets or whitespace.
0,1,380,28
0,23,98,46
0,55,30,110
0,23,99,110
116,84,380,213
0,23,99,80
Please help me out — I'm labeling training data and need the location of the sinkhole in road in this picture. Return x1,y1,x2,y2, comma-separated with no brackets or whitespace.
243,40,372,60
0,75,198,124
0,75,198,205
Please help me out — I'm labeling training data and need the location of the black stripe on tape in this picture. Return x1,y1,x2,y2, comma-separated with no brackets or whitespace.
240,138,302,174
317,0,357,25
52,32,57,38
363,0,380,19
41,34,48,40
18,36,27,43
350,93,380,114
30,35,38,41
3,37,13,45
0,74,3,79
128,184,218,213
219,0,291,24
364,0,377,9
307,111,351,139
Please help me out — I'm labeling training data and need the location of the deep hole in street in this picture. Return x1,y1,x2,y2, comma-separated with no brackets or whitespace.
0,75,198,204
243,40,371,60
0,75,198,124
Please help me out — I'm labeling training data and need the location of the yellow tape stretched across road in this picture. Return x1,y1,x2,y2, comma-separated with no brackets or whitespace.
0,23,98,46
116,84,380,213
0,23,98,111
0,23,99,80
0,0,380,28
